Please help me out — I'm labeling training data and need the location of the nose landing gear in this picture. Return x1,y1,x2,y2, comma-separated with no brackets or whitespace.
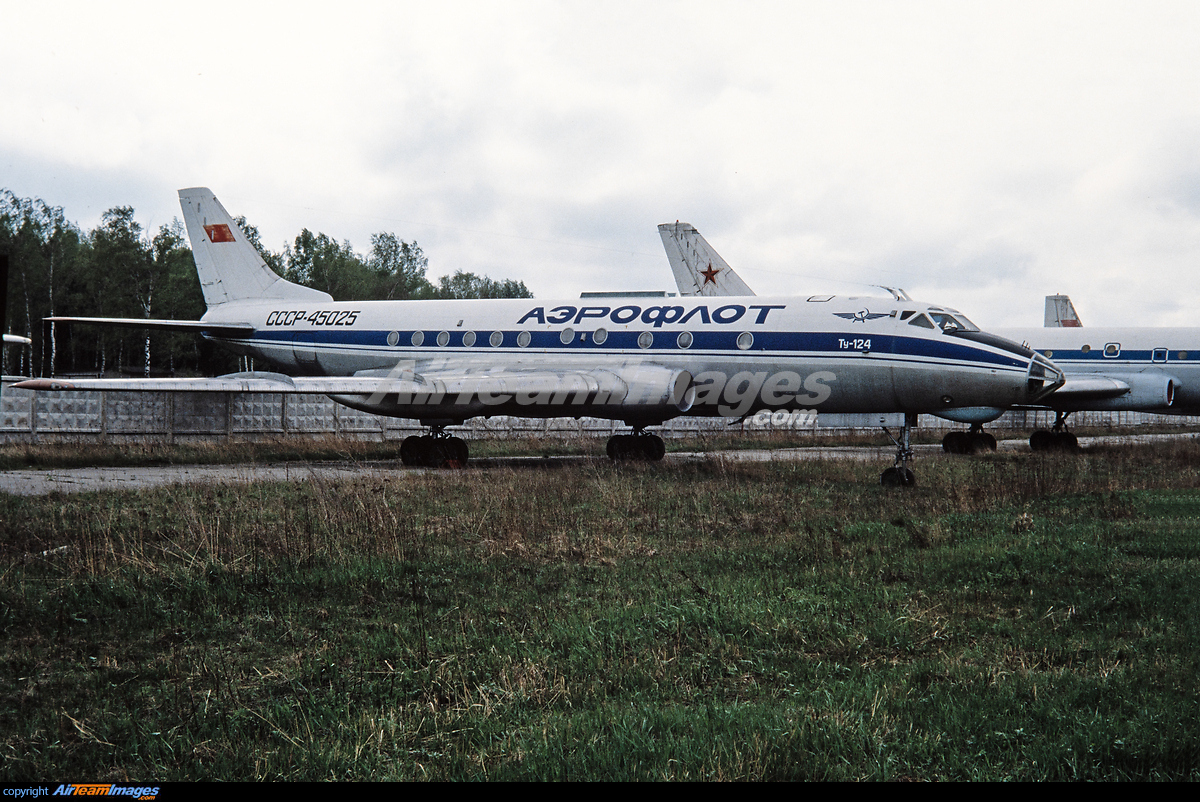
881,412,918,487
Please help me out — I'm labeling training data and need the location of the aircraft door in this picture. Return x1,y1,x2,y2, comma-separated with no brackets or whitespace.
292,332,318,371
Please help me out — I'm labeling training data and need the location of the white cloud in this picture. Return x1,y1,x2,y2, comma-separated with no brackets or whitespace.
4,1,1200,324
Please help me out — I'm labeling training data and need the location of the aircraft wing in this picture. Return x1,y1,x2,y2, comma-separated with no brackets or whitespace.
1046,375,1130,400
13,363,696,411
44,317,256,337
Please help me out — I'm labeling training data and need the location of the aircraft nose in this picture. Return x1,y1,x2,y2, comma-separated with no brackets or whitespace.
1025,352,1064,402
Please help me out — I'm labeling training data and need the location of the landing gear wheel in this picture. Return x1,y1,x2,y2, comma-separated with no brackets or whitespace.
880,467,916,487
400,435,423,466
400,433,470,467
942,431,969,454
971,432,997,452
881,412,918,487
448,436,469,465
1030,429,1079,453
606,432,666,461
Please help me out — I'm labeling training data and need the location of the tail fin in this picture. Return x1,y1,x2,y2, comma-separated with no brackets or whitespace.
178,187,332,307
1044,294,1082,327
657,222,756,297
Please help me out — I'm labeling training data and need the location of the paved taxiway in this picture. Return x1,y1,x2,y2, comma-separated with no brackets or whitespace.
2,432,1197,496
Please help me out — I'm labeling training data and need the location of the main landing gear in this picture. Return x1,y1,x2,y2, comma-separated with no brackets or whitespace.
942,424,998,454
606,427,667,461
1029,412,1080,452
400,426,469,468
880,412,917,487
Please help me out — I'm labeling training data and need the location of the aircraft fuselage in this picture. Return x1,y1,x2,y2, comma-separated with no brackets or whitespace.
202,295,1057,423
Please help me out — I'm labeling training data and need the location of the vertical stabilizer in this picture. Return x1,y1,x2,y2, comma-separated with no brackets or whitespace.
658,222,756,296
1044,294,1082,327
178,187,332,307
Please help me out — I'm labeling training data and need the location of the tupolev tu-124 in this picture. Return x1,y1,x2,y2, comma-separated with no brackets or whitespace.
14,189,1065,485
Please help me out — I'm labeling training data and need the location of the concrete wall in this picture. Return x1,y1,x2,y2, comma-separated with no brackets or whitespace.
2,380,1196,443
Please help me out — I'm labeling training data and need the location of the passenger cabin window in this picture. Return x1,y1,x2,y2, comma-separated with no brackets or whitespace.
1104,343,1120,358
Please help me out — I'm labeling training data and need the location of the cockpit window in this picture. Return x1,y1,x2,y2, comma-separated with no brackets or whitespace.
899,310,915,320
908,313,935,329
929,312,980,333
953,315,980,332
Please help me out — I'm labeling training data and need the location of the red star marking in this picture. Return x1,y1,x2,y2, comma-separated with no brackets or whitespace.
700,262,721,286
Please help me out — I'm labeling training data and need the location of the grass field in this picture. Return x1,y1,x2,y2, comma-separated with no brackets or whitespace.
2,438,1199,780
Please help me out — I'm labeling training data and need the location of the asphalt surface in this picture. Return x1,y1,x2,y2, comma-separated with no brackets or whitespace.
2,432,1198,496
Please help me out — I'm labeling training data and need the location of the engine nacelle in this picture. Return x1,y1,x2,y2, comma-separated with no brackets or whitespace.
331,365,695,424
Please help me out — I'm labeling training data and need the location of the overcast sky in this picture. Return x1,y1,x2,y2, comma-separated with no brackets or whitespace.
4,1,1200,327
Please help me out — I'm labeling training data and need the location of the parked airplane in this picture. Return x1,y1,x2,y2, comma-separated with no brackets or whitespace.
658,222,1200,453
13,191,1064,484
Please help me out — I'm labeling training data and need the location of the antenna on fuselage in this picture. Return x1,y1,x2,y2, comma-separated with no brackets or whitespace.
875,286,912,302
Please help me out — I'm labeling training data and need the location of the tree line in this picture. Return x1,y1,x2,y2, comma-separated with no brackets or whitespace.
0,189,532,378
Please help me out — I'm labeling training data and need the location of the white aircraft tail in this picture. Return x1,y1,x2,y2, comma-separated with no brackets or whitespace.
178,187,332,307
1044,294,1082,327
657,222,756,296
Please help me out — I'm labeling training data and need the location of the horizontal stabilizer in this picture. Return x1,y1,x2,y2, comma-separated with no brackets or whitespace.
45,316,255,337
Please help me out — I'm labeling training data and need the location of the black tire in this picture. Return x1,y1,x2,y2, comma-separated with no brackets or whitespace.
881,467,916,487
648,435,666,461
1030,430,1053,451
400,436,422,466
943,431,968,454
606,435,624,460
1056,431,1080,452
971,432,997,452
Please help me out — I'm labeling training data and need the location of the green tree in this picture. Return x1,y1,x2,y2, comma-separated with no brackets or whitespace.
368,232,434,299
91,206,158,375
435,270,533,300
285,229,375,300
0,190,88,376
